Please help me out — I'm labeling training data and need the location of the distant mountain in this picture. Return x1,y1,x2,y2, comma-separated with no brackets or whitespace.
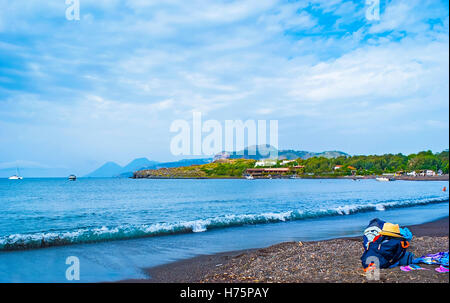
121,158,158,173
84,161,123,178
316,151,349,159
120,158,213,177
85,157,160,178
278,150,349,160
227,144,278,160
222,145,348,160
153,158,212,168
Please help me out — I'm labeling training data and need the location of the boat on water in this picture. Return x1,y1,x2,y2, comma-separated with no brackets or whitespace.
68,175,77,181
245,174,254,180
376,177,395,182
290,174,300,179
8,167,23,180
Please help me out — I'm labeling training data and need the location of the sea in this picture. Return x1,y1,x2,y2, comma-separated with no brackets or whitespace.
0,178,448,282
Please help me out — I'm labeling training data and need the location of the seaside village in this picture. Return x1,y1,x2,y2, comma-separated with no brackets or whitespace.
236,157,446,180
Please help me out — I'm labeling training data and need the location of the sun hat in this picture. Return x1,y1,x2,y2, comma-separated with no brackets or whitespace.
379,222,403,238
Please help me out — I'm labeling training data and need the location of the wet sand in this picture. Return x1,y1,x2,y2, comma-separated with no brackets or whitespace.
123,217,449,283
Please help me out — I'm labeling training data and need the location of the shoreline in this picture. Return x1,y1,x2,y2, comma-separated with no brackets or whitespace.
121,217,449,283
132,175,450,181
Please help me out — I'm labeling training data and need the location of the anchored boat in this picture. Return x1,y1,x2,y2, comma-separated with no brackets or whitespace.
376,177,395,182
8,167,23,180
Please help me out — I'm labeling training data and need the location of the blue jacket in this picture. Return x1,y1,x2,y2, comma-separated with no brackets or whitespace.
361,218,415,269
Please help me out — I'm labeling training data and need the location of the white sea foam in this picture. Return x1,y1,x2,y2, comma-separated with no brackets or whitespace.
375,204,386,211
0,197,447,251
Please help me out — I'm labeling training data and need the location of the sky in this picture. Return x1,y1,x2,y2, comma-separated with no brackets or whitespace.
0,0,449,175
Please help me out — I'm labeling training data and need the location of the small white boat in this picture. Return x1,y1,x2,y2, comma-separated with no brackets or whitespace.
376,177,395,182
68,175,77,181
290,174,299,179
245,174,254,180
9,167,23,180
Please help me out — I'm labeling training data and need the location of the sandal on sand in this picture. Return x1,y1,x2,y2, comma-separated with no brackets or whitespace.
400,266,412,272
400,265,428,272
409,264,428,270
435,265,449,273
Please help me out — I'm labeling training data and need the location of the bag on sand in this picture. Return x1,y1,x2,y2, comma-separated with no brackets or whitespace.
361,218,415,270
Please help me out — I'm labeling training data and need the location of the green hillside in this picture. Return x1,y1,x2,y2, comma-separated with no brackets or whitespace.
134,150,449,179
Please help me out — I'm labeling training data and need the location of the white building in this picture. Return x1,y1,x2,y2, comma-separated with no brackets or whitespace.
425,170,436,176
281,160,295,165
255,159,277,167
417,170,436,176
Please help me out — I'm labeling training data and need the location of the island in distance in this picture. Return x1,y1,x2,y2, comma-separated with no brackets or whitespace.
84,146,349,178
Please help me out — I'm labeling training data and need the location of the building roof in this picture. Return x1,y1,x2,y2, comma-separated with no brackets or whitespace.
264,168,290,172
246,168,290,173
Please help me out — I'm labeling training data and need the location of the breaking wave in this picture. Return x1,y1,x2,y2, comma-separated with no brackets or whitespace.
1,197,448,251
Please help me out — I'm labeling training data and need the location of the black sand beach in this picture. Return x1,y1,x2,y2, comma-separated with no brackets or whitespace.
123,217,449,283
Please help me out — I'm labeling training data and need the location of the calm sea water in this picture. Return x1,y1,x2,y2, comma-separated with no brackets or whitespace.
0,178,448,282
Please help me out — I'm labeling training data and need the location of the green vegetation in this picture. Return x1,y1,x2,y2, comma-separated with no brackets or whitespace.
133,150,448,178
296,150,449,176
200,159,256,177
134,159,256,178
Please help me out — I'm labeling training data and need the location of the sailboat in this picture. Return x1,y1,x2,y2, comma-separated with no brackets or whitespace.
9,167,23,180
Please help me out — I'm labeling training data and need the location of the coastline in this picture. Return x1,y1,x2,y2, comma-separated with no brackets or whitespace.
121,217,449,283
132,175,450,181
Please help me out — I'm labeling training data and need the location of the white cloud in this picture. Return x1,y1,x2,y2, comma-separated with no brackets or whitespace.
0,0,448,167
369,0,445,34
288,39,448,103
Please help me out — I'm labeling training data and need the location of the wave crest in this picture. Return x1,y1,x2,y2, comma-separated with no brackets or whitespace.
1,197,447,251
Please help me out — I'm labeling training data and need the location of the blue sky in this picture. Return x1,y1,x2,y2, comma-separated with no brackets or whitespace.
0,0,449,174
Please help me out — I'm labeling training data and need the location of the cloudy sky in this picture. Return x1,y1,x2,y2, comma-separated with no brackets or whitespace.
0,0,448,174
